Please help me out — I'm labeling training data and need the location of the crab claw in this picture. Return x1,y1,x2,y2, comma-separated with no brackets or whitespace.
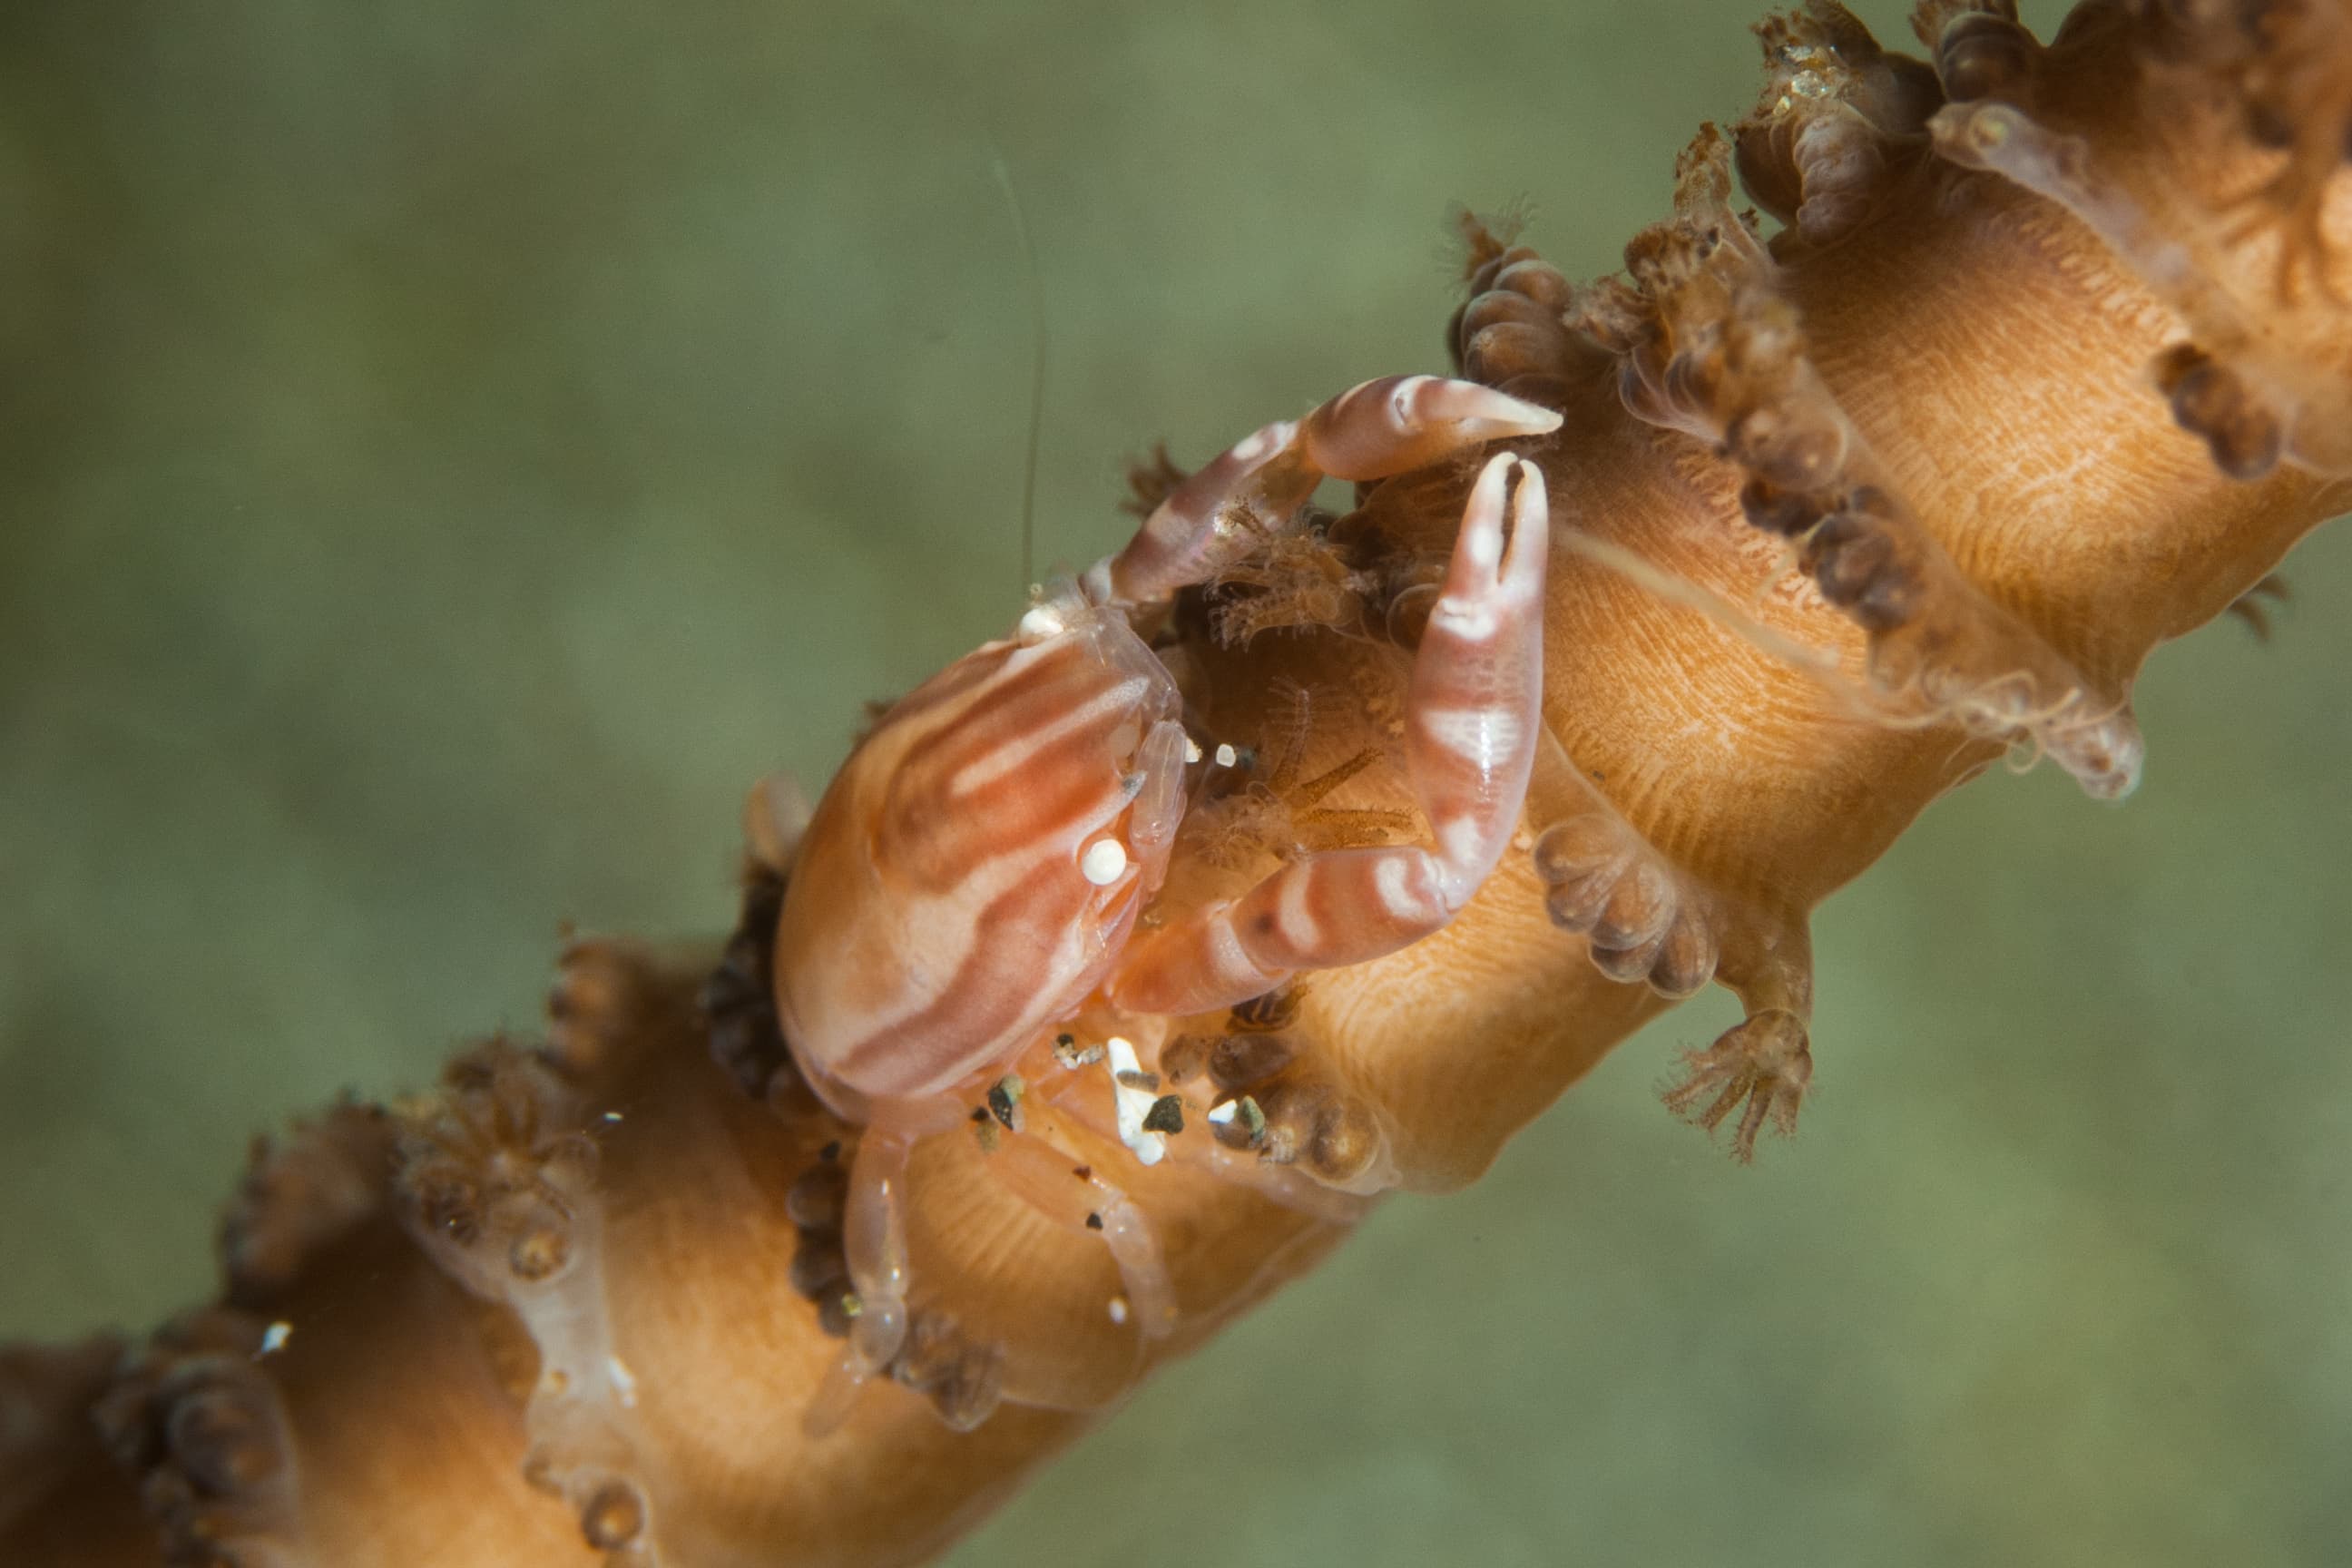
1088,377,1561,609
1084,419,1298,608
1297,375,1562,480
1109,454,1553,1025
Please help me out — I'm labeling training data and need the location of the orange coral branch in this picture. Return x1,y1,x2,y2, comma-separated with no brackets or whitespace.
5,3,2349,1563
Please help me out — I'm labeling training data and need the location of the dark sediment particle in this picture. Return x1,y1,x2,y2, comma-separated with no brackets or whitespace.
1210,1094,1269,1152
986,1075,1025,1132
1142,1095,1185,1136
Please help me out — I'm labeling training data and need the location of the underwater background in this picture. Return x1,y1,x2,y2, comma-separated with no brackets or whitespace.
3,1,2348,1563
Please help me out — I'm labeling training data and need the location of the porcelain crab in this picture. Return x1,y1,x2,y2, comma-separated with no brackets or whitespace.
764,375,1558,1426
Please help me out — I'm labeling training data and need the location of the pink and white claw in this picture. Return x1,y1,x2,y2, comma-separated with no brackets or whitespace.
1296,374,1563,482
1084,376,1559,609
1112,453,1551,1017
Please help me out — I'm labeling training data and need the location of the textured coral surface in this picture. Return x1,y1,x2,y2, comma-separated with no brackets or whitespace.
5,2,2351,1565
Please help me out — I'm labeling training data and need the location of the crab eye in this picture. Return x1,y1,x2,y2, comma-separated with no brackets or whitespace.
1079,838,1129,886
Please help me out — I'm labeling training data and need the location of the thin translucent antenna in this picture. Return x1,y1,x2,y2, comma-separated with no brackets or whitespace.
985,140,1048,594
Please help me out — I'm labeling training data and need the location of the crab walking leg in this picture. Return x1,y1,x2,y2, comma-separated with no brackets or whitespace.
1082,377,1561,609
989,1127,1177,1340
803,1105,952,1436
1113,455,1550,1017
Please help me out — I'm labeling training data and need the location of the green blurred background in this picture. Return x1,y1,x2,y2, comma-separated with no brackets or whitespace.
3,2,2347,1563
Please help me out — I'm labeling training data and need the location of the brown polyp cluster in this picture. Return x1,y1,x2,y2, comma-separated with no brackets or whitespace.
397,1034,658,1563
1617,126,2144,803
217,1104,397,1310
1926,0,2352,478
4,2,2349,1563
1158,990,1388,1188
1375,0,2347,1166
91,1309,305,1567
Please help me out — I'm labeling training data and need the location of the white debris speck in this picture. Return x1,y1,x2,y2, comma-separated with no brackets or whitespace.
1105,1036,1167,1166
607,1355,639,1409
1018,604,1066,642
1213,743,1239,769
256,1320,292,1357
1107,1296,1131,1326
1206,1100,1237,1126
1080,838,1129,886
603,1111,623,1123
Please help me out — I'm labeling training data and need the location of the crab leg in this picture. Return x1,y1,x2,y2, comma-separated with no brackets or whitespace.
1082,376,1560,609
802,1099,964,1436
990,1128,1176,1340
1112,453,1550,1017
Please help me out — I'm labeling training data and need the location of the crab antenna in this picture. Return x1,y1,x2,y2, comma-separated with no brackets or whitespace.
986,140,1047,594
